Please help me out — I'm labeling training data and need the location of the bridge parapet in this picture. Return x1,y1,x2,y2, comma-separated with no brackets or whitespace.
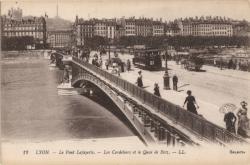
72,56,247,146
71,68,194,146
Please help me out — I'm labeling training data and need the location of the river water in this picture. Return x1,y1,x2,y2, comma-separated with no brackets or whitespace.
1,54,134,142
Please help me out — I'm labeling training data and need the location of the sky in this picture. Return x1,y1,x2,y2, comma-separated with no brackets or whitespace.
1,0,250,22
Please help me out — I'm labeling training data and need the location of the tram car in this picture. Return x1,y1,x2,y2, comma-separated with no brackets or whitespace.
132,49,162,71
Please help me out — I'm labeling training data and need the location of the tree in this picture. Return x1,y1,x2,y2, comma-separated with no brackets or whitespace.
1,36,35,50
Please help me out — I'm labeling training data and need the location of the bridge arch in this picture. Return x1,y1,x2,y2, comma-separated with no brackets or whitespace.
71,73,151,145
57,55,248,147
69,60,201,147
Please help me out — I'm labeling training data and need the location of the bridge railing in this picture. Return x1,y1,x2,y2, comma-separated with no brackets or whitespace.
72,56,246,144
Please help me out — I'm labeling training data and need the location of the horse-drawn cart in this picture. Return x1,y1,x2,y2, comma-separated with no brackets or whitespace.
183,56,204,71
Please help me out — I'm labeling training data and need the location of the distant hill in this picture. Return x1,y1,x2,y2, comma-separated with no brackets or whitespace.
46,17,73,31
22,16,73,31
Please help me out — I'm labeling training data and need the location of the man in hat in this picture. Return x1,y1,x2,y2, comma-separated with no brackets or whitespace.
172,74,178,91
105,59,109,70
127,59,131,72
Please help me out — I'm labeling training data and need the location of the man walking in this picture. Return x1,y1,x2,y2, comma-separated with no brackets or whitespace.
172,74,178,91
105,60,109,70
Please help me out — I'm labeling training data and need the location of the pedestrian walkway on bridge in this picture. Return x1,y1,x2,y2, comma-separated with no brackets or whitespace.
90,51,250,131
69,51,249,145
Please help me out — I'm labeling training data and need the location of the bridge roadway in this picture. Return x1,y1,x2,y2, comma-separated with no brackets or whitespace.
60,53,247,147
97,52,250,129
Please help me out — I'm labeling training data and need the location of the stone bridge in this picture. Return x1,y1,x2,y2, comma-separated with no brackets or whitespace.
61,54,246,147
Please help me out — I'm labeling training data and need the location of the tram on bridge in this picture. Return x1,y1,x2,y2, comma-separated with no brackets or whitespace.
132,48,162,71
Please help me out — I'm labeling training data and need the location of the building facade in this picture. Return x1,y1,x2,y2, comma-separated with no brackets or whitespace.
152,21,164,36
125,18,136,36
135,19,153,36
94,20,107,37
73,16,245,46
74,17,95,46
115,25,125,39
106,22,116,39
233,21,250,37
179,18,233,37
1,16,47,47
47,30,73,48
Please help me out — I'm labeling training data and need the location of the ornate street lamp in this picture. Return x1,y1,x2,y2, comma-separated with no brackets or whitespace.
108,40,111,61
163,44,170,90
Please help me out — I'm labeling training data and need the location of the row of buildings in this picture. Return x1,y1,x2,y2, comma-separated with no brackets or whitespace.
1,7,250,49
179,19,233,36
47,30,73,48
1,17,47,48
1,8,47,48
74,16,250,46
1,7,73,49
74,17,168,45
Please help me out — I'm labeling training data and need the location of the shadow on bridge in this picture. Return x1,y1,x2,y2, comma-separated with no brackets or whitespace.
73,80,141,141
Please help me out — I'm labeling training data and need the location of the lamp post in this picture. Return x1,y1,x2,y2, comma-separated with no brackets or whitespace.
108,40,111,61
220,57,222,70
163,46,170,90
108,38,113,62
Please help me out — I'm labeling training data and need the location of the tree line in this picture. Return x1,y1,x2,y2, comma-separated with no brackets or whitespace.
1,36,48,50
82,35,249,49
1,36,35,50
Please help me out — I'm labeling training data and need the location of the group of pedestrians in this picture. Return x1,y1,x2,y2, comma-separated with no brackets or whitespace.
136,71,179,92
136,71,199,115
88,53,250,138
224,101,249,137
212,58,250,72
108,59,131,76
135,70,161,97
111,62,120,76
105,58,131,71
91,54,103,68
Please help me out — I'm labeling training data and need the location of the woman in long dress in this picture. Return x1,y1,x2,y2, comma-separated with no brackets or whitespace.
183,90,199,115
154,83,161,97
136,71,143,88
237,101,249,137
